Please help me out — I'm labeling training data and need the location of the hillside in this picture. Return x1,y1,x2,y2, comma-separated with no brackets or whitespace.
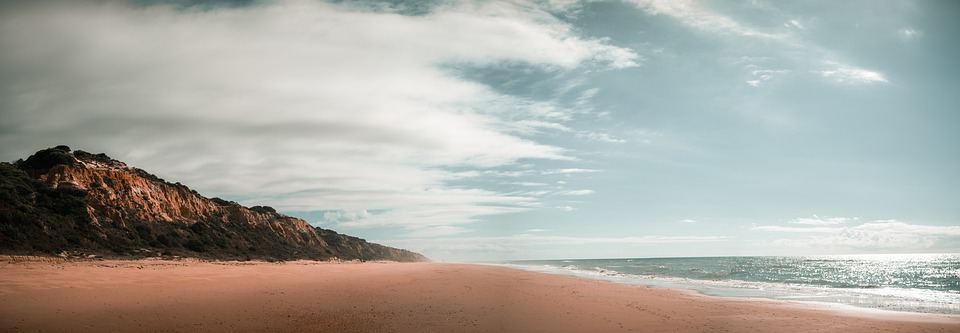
0,146,427,262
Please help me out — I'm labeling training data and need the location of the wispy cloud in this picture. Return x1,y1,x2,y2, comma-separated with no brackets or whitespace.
752,226,842,233
898,28,922,39
322,209,373,223
337,202,532,229
0,0,637,231
480,168,602,178
554,189,595,196
403,226,472,238
817,63,889,84
383,233,729,259
746,69,791,87
576,131,626,143
629,0,783,39
785,19,805,30
628,0,889,86
756,220,960,251
789,215,859,226
542,168,602,174
507,182,550,187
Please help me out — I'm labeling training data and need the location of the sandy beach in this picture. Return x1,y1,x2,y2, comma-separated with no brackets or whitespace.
1,258,956,333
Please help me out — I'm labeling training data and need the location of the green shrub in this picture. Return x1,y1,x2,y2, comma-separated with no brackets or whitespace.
19,147,77,170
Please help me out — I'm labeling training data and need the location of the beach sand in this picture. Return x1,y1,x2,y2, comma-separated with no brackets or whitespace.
1,258,956,332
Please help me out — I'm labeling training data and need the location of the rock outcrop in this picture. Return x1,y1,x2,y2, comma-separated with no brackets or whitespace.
0,146,427,262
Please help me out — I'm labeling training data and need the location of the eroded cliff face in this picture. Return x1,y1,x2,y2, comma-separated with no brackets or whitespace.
0,146,427,262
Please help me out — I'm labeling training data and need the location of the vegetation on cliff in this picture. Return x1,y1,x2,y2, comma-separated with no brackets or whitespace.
0,146,427,262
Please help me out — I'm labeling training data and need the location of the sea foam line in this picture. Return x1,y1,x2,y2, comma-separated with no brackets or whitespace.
497,263,960,315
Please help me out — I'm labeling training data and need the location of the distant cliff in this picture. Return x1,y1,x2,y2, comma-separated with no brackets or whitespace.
0,146,427,262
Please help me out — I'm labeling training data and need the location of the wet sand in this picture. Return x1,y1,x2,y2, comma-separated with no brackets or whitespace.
1,257,956,332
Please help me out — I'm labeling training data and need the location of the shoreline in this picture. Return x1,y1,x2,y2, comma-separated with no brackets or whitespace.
2,259,957,332
496,262,960,316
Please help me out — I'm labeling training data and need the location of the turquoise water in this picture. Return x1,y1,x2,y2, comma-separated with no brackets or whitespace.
504,253,960,314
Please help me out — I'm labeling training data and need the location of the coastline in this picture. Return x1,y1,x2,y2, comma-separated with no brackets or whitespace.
497,259,960,315
1,258,957,332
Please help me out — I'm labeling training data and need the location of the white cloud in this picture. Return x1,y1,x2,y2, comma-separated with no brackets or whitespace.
576,131,626,143
322,209,372,223
0,0,638,230
789,215,858,226
627,1,890,86
746,69,790,87
403,226,472,238
509,120,573,135
898,28,922,39
337,202,531,229
752,226,842,233
544,0,584,13
678,219,697,223
629,0,782,39
757,220,960,251
555,205,575,212
555,189,595,196
480,168,601,178
626,129,663,144
520,190,551,197
542,168,601,174
818,63,888,84
383,233,729,259
513,182,550,187
786,19,805,30
575,88,601,106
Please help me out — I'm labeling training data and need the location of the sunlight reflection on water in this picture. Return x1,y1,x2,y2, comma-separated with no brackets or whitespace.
504,253,960,314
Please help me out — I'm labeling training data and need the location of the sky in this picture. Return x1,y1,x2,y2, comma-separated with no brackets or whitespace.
1,0,958,262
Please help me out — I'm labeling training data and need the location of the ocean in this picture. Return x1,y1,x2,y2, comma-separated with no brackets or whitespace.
503,253,960,314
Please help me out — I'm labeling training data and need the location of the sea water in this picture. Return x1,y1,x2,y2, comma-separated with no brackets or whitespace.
503,253,960,314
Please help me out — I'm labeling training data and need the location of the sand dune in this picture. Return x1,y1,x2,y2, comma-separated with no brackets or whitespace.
1,258,956,332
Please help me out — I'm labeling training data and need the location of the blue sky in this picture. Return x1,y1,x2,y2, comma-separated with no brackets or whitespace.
1,0,958,261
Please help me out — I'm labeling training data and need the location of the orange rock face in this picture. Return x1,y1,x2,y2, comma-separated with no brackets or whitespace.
1,146,427,262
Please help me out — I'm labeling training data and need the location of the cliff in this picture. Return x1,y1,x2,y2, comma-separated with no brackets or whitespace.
0,146,427,262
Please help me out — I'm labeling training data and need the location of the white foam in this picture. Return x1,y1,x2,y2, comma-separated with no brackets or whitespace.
497,263,960,314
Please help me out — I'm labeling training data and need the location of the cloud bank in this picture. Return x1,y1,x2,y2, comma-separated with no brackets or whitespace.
0,0,638,234
755,219,960,252
386,233,729,260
